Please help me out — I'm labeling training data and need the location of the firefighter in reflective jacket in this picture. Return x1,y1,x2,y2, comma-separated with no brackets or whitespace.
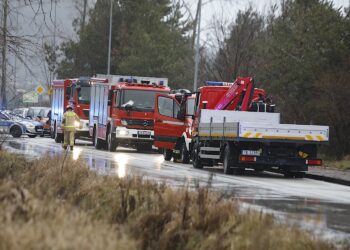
62,105,80,150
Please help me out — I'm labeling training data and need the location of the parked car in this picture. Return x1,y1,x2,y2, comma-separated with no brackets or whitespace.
2,111,44,138
35,108,51,137
0,111,26,138
13,106,50,119
12,108,29,118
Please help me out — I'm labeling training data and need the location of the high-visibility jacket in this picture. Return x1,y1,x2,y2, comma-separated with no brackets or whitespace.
62,111,80,131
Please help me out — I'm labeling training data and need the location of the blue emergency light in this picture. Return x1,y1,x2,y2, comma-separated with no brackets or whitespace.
206,81,224,86
206,81,234,86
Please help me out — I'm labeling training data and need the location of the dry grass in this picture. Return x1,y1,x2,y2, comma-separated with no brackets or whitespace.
0,151,345,250
324,155,350,170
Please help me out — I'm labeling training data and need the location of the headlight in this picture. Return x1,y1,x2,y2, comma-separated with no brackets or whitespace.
116,130,129,136
26,123,35,128
74,121,81,128
121,119,128,126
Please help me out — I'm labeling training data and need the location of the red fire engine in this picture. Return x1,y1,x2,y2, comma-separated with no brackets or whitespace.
51,77,108,143
89,75,170,152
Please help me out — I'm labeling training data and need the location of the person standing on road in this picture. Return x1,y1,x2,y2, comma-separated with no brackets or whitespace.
62,105,80,150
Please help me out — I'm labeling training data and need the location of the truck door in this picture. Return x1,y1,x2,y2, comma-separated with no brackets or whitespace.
154,94,185,150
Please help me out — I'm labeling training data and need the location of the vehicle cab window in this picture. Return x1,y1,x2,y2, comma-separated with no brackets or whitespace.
158,96,179,118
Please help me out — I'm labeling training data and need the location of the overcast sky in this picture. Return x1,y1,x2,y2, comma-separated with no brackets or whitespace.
7,0,350,89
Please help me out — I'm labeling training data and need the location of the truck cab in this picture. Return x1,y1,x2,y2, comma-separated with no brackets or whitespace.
90,75,170,152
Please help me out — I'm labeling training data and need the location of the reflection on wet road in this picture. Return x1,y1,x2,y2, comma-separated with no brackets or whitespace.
3,137,350,241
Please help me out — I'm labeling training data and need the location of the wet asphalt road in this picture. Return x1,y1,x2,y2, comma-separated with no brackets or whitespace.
3,137,350,242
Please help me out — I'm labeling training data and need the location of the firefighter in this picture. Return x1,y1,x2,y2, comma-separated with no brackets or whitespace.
62,105,80,150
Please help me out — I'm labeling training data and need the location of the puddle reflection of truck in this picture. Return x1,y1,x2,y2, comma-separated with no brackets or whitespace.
89,75,170,152
154,77,329,177
51,77,108,143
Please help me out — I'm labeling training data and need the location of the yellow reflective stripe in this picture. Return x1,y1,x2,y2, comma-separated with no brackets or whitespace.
316,135,324,141
262,135,305,140
243,132,252,138
305,135,313,140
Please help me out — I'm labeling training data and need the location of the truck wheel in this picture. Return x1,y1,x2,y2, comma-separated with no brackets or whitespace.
10,126,22,138
163,149,173,161
107,131,117,152
54,123,63,143
192,141,203,169
94,132,103,150
51,125,55,139
92,128,96,146
224,143,244,175
180,142,190,164
223,145,234,175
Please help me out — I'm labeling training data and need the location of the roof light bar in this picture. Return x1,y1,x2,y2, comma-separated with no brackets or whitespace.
206,81,234,86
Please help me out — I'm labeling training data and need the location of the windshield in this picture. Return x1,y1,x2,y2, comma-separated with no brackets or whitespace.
121,90,168,111
78,86,91,104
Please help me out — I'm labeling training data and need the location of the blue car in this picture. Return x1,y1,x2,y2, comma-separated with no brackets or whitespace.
0,111,43,138
0,111,25,138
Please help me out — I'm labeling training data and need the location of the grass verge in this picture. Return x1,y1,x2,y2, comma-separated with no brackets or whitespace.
324,156,350,170
0,151,346,250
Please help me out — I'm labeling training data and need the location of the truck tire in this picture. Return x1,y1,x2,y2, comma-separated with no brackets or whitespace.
224,143,244,175
54,126,63,143
10,125,22,138
51,124,55,139
192,141,203,169
107,131,117,152
163,149,173,161
92,127,96,146
223,145,234,175
179,142,190,164
94,131,103,150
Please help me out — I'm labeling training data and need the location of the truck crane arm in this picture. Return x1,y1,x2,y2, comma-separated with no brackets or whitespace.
212,77,254,111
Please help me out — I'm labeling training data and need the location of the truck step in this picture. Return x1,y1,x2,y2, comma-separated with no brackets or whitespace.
199,153,220,159
200,147,220,151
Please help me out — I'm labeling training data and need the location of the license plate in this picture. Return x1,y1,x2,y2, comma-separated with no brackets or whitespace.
241,149,261,156
138,130,151,136
36,129,43,132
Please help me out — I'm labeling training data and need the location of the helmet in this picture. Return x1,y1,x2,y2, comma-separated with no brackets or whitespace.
66,105,73,110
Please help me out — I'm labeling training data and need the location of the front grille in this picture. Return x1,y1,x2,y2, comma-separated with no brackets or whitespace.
125,119,154,127
138,134,151,139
